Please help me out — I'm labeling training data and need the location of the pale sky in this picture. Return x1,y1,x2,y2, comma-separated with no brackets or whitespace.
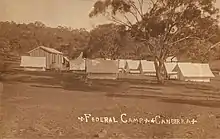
0,0,220,31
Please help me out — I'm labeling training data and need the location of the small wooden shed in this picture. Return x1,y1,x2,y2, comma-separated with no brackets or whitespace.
28,46,68,70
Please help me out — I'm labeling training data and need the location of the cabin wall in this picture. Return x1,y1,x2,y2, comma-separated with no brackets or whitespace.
29,48,51,69
29,48,63,69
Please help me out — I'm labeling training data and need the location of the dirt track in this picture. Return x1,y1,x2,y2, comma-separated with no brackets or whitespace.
1,71,220,138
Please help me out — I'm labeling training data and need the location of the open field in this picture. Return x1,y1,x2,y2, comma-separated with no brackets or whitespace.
1,71,220,138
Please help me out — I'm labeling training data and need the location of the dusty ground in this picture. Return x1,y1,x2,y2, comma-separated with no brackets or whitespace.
1,70,220,139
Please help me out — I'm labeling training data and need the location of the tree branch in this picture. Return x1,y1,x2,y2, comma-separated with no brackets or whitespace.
128,10,140,23
123,14,133,26
168,36,201,46
128,0,144,19
106,15,132,28
148,0,160,16
137,0,144,16
209,41,220,50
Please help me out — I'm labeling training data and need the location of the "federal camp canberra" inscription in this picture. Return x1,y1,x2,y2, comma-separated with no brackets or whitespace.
77,113,198,125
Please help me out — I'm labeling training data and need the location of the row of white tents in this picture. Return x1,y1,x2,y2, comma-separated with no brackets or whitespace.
68,55,215,82
20,54,215,82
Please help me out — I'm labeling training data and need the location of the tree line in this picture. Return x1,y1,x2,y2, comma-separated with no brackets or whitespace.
0,21,149,60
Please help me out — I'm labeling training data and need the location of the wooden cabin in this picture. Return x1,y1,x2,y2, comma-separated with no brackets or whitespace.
27,46,69,70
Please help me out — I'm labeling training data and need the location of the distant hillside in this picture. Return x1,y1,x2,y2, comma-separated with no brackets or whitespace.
0,21,90,59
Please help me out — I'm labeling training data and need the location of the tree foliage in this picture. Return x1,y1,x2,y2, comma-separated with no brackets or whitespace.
86,23,150,59
0,21,90,59
90,0,220,83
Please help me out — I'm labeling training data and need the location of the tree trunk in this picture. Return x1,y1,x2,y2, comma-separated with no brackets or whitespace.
154,58,165,84
162,62,169,80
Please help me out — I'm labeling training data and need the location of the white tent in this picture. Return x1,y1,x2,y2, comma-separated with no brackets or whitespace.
140,60,156,76
125,60,141,74
69,52,85,71
173,62,215,82
86,59,119,79
164,62,178,79
70,59,85,71
20,56,46,71
118,59,126,72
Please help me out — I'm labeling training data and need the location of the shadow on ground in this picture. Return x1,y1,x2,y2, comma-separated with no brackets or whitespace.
106,93,220,108
3,70,220,108
3,70,163,93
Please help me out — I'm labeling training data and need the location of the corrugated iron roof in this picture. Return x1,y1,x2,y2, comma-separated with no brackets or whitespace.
28,46,63,54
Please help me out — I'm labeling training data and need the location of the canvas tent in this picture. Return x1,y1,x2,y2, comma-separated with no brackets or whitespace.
70,59,85,71
173,63,215,82
118,59,126,73
20,56,46,71
140,60,156,76
125,60,141,74
164,62,178,79
86,59,119,79
69,52,85,71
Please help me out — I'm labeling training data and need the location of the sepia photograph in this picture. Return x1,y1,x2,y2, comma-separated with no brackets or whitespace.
1,0,220,138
